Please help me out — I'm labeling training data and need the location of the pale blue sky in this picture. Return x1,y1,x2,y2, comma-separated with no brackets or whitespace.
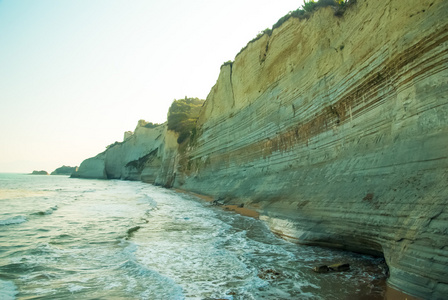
0,0,304,173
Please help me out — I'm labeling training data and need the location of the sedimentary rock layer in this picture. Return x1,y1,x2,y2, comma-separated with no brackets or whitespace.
73,0,448,298
72,123,175,181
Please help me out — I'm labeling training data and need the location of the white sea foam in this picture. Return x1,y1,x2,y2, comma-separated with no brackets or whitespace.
0,215,27,226
104,281,122,290
119,240,185,298
0,175,389,299
140,194,158,209
67,284,86,293
0,280,18,300
32,288,57,295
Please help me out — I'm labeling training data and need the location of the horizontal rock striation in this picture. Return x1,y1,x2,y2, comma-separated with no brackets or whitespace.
72,122,176,181
73,0,448,298
71,153,106,179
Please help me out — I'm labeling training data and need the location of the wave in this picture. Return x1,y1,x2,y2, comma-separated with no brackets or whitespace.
0,279,18,300
67,284,87,293
0,215,27,226
118,242,184,299
141,195,158,209
31,205,58,216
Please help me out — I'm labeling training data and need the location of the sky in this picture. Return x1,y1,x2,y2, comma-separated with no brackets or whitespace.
0,0,305,173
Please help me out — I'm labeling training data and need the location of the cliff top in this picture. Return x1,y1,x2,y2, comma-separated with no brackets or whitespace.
230,0,356,63
51,165,78,175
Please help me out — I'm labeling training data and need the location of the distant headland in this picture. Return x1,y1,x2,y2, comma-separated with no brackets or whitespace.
50,165,78,176
30,166,78,176
30,170,49,175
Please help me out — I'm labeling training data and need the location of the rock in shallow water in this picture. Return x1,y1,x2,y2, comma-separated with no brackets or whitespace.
313,263,350,273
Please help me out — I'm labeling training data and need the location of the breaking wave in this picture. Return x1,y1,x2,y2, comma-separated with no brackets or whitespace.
0,175,389,299
0,215,27,226
30,205,58,216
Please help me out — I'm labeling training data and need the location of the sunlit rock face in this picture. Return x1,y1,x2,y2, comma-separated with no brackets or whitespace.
74,0,448,298
72,123,171,181
140,129,179,186
177,0,448,298
103,124,167,180
71,153,106,179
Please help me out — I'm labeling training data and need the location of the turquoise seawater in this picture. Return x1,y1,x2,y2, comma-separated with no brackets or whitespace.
0,173,387,299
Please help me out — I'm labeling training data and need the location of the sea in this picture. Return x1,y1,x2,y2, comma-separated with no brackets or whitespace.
0,173,389,300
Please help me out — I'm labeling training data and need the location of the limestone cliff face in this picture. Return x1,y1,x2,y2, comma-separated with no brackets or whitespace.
74,0,448,298
103,124,166,180
71,153,106,179
72,123,175,181
181,1,448,298
141,129,178,186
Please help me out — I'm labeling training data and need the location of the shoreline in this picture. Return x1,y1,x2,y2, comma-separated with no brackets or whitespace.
171,187,421,300
172,188,260,219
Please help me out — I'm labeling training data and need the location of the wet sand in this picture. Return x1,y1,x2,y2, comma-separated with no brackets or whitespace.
384,285,421,300
173,189,260,219
173,188,214,202
222,205,260,219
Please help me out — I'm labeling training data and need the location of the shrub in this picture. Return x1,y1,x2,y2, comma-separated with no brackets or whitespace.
221,60,233,68
106,141,122,150
242,28,273,52
137,119,161,129
290,8,307,18
302,0,318,13
144,122,160,129
167,97,205,144
316,0,337,7
334,0,356,16
263,28,273,36
272,13,293,30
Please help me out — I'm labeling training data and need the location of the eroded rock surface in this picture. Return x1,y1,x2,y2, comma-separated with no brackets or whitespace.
72,122,174,182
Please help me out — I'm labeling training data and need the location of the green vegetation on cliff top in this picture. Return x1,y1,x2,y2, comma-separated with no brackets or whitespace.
167,97,205,144
138,119,161,129
231,0,356,61
51,165,78,175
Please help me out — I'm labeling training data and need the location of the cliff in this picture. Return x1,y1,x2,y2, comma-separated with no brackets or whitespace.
51,165,77,175
73,0,448,298
73,121,172,181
